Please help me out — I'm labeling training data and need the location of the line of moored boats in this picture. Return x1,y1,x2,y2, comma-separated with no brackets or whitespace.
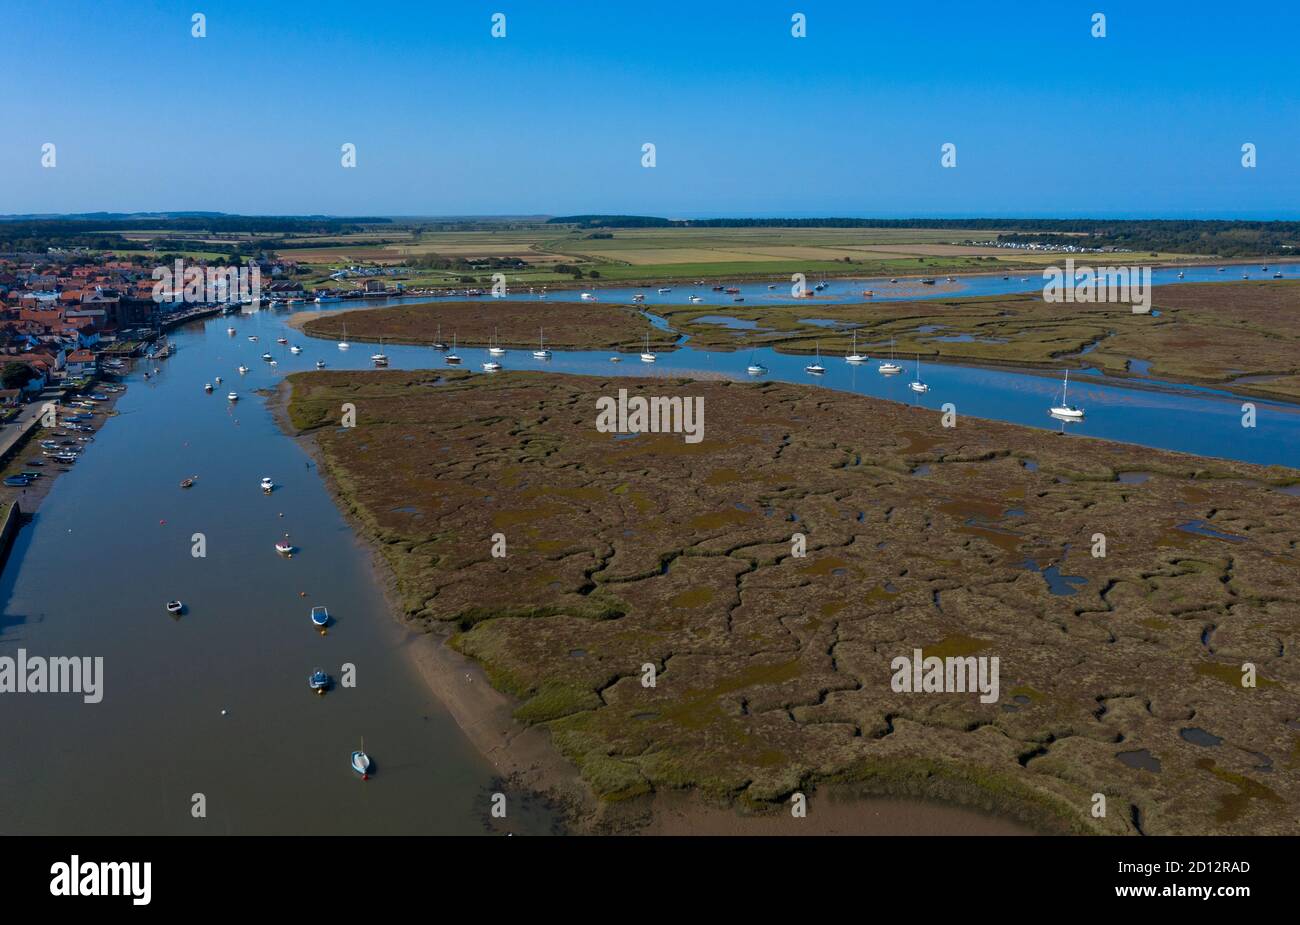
179,341,373,779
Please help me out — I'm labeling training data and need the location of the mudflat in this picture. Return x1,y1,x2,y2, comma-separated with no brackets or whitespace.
297,300,670,351
286,368,1300,835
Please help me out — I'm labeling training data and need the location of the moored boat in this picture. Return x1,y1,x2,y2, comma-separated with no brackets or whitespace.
1049,368,1085,419
805,342,825,374
909,355,929,393
878,337,902,374
845,331,867,364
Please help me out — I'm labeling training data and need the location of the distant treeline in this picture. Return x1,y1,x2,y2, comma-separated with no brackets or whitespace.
0,216,392,256
408,253,527,270
546,216,1300,256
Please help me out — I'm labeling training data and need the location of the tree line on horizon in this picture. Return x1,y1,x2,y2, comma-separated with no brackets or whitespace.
545,216,1300,257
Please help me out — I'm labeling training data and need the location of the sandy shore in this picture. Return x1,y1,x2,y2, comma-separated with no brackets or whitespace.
642,791,1034,835
268,379,598,823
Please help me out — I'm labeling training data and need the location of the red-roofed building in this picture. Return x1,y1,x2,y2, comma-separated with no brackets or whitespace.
65,349,96,376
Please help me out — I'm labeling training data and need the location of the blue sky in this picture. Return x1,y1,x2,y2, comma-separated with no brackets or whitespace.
4,0,1298,218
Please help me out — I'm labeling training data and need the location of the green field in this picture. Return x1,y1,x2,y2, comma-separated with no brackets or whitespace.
273,225,1199,292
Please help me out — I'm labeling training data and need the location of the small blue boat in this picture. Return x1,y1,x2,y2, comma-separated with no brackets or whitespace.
309,668,330,692
310,605,329,628
351,750,371,777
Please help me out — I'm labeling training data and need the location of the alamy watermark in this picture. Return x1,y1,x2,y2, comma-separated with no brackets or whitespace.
890,648,1000,703
151,259,261,305
0,649,103,703
595,388,704,443
50,855,150,905
1043,258,1152,313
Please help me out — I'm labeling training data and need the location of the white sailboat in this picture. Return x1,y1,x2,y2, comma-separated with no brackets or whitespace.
640,332,657,363
878,337,902,374
1049,368,1085,419
845,330,867,363
746,352,766,375
370,337,388,367
445,334,461,364
337,322,350,351
488,327,506,356
432,324,447,350
909,354,929,392
805,342,825,374
532,328,551,359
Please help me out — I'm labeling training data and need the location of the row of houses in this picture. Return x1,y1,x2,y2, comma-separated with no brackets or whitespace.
0,254,303,398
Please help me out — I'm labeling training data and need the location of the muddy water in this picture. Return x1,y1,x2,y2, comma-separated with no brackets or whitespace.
0,316,559,835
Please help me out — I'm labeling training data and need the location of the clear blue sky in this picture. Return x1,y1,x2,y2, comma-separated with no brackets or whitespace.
4,0,1298,218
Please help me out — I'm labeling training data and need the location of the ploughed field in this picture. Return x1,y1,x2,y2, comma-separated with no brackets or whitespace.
287,369,1300,834
299,300,670,351
664,280,1300,401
